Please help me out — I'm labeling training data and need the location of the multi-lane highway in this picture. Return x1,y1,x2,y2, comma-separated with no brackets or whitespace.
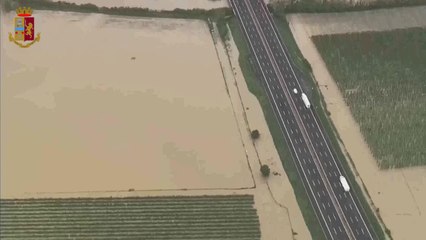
228,0,376,239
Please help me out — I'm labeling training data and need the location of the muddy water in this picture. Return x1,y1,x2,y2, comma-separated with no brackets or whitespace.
1,11,253,198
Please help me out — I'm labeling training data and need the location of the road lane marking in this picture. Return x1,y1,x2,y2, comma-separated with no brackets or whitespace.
230,3,350,239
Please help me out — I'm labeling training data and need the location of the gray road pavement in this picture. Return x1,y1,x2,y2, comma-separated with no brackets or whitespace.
228,0,376,239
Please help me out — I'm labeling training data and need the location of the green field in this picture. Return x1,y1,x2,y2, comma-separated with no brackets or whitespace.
313,28,426,168
0,195,260,239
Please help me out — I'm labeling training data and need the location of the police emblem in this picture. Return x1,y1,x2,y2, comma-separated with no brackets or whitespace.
9,7,41,48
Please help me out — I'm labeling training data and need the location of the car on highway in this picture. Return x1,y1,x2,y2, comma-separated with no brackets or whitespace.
293,88,298,94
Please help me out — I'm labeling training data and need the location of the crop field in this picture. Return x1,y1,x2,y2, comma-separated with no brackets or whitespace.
0,195,260,239
313,27,426,168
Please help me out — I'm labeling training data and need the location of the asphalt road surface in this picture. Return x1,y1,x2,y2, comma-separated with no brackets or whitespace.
228,0,376,239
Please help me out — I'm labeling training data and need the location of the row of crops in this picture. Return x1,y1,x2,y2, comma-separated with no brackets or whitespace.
312,28,426,168
0,195,260,239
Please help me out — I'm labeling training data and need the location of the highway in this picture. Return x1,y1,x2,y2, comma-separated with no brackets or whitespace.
228,0,376,239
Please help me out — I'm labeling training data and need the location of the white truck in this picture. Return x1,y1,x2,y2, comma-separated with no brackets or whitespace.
339,176,350,192
301,93,311,108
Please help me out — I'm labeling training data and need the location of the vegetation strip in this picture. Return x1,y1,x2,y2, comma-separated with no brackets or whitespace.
0,195,260,239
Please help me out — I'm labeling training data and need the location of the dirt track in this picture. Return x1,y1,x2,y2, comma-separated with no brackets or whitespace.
287,6,426,240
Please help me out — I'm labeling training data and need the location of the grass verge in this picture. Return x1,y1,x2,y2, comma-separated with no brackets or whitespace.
312,28,426,169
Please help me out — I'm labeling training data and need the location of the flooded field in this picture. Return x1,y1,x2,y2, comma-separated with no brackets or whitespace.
1,11,253,198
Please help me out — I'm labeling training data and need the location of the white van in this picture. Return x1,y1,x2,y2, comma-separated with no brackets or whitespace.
339,176,350,192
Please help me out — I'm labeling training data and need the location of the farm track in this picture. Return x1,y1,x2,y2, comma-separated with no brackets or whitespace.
0,195,260,239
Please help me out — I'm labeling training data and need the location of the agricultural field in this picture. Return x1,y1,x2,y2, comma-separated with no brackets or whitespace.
312,28,426,168
0,195,260,239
